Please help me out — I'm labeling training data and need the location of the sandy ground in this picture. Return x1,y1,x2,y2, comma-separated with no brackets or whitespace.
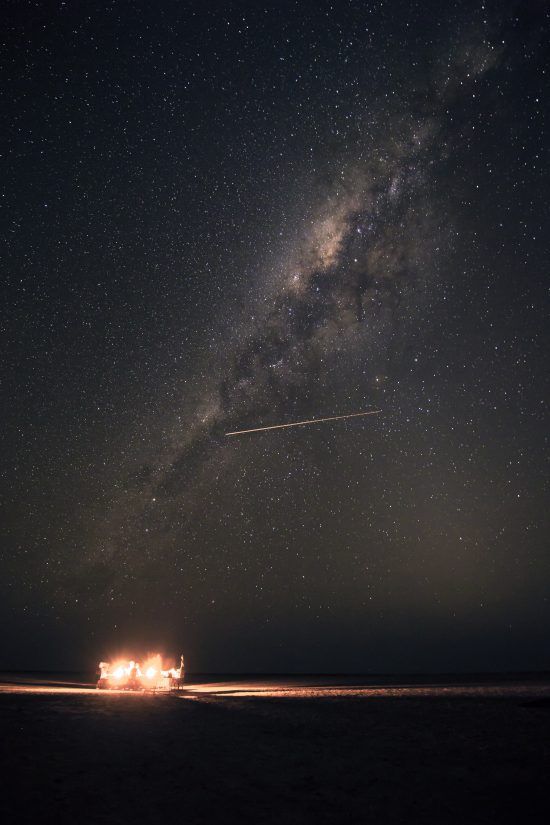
1,675,549,824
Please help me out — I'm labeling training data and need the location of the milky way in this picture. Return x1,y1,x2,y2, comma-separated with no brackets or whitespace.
98,33,499,565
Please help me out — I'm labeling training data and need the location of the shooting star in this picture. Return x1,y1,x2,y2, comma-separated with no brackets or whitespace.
226,409,382,437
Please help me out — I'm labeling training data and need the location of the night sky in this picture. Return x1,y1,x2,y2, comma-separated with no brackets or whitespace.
2,0,549,672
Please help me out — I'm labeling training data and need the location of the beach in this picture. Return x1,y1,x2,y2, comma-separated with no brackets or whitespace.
1,674,549,823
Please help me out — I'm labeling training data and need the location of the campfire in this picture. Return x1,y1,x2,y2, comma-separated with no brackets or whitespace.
97,654,184,691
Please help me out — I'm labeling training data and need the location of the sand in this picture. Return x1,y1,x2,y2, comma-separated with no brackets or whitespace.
1,675,549,823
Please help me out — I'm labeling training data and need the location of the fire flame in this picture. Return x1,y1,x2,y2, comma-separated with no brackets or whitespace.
97,654,184,691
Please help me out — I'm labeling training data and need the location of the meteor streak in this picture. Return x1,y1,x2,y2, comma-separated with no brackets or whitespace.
226,409,381,437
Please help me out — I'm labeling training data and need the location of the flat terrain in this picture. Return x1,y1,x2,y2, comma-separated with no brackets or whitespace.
1,675,549,824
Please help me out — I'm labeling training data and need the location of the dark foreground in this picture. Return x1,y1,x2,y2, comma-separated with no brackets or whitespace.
1,675,549,824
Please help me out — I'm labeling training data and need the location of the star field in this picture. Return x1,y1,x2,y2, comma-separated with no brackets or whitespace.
1,0,549,671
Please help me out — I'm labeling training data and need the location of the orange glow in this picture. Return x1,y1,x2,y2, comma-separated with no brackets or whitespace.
97,654,184,691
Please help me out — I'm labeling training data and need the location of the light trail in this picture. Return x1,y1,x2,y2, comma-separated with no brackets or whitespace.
226,409,382,437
